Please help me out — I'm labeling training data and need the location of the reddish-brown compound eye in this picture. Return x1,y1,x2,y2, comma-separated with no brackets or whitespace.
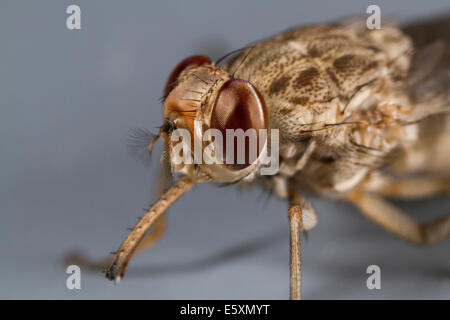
211,79,268,170
164,55,211,96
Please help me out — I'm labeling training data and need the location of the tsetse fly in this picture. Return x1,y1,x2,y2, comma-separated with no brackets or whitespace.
104,15,450,299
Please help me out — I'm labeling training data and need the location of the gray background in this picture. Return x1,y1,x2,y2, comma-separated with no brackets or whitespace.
1,0,449,299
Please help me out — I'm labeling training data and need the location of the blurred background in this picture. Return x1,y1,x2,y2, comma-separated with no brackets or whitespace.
1,0,449,299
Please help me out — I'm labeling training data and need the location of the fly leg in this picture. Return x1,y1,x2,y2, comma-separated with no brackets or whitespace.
133,216,166,255
288,187,318,300
64,217,166,272
288,204,302,300
133,159,171,255
106,176,195,281
361,172,450,199
348,191,450,245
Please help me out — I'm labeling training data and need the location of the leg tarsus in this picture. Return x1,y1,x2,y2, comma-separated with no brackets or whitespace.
64,216,167,273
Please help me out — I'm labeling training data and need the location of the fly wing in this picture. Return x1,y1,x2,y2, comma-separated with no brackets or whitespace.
402,14,450,50
385,15,450,175
400,14,450,122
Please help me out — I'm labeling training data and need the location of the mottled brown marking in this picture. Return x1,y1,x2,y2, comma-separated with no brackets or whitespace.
269,75,290,95
290,96,310,105
361,61,379,74
294,135,312,143
326,68,340,88
319,155,337,164
294,68,319,88
279,108,293,115
365,45,381,52
308,47,320,57
333,54,356,71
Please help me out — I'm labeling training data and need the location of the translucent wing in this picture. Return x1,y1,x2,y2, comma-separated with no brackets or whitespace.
401,14,450,122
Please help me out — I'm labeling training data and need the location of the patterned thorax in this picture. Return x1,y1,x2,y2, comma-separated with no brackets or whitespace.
224,22,416,197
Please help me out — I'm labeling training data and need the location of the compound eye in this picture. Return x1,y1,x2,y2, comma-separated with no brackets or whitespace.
164,55,211,96
211,79,268,170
